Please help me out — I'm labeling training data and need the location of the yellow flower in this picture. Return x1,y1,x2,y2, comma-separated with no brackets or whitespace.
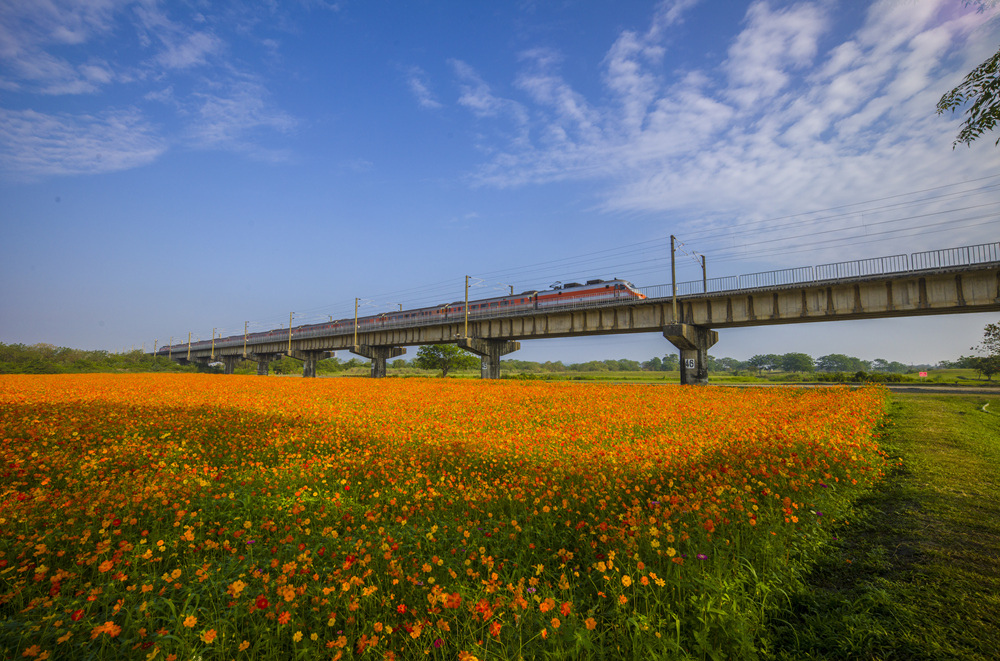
621,575,632,587
293,631,303,642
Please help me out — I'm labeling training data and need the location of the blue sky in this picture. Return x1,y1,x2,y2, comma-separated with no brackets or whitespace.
2,0,999,365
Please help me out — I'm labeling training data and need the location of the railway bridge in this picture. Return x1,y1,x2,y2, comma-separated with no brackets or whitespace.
162,242,1000,384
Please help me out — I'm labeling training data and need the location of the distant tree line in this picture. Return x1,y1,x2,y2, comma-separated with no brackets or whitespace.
5,338,996,380
503,351,934,377
0,343,198,374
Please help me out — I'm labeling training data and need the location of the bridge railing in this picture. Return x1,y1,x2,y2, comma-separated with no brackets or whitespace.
738,266,815,290
911,242,1000,270
815,254,909,280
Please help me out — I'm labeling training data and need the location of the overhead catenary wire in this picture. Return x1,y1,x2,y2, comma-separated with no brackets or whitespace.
157,175,1000,347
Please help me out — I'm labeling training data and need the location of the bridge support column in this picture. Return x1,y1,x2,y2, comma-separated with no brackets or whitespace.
458,338,521,379
222,355,241,375
663,323,718,385
290,350,331,378
250,353,280,376
350,345,405,378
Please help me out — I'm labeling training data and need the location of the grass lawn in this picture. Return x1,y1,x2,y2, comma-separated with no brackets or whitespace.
763,392,1000,660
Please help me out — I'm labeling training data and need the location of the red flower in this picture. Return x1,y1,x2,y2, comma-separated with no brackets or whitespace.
396,603,407,614
71,609,85,621
255,595,269,610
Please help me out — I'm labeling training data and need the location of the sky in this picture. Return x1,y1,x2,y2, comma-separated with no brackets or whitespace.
2,0,999,366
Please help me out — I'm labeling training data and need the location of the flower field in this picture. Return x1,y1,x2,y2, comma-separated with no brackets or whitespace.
0,374,888,660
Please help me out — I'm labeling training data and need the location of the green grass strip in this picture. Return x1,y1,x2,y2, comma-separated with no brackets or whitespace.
763,392,1000,660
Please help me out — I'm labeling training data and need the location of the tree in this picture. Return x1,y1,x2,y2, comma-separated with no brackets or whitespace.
413,345,479,377
714,357,742,372
661,354,680,371
937,36,1000,146
780,352,815,372
970,355,1000,380
969,321,1000,380
816,354,871,373
974,321,1000,356
746,354,781,374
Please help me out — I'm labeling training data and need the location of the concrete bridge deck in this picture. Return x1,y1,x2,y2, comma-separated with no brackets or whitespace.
161,242,1000,383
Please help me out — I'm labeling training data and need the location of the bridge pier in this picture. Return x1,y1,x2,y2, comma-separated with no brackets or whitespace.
458,338,521,379
222,355,241,375
289,349,330,378
663,323,718,385
350,345,405,378
250,353,281,376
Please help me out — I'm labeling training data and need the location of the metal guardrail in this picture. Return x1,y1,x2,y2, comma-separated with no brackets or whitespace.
815,254,909,280
165,241,1000,353
911,242,1000,270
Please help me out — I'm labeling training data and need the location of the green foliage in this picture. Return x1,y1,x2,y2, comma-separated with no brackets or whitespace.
413,344,479,376
780,353,815,372
938,44,1000,147
0,343,194,374
966,321,1000,380
816,353,872,373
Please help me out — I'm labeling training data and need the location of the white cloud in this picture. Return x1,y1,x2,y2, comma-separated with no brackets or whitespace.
0,0,125,93
0,0,307,176
0,107,166,180
460,0,1000,253
185,80,297,159
452,59,523,120
724,2,828,108
406,67,443,109
155,31,222,70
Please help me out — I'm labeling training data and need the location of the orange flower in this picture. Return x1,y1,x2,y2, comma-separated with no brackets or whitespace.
239,641,249,651
585,617,597,630
489,621,502,637
560,602,571,617
278,611,291,625
182,615,197,628
201,629,217,643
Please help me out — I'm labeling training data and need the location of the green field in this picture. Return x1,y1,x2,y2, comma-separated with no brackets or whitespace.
763,392,1000,660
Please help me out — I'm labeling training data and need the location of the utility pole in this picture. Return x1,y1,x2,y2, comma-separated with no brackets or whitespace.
187,332,191,361
354,298,359,347
288,312,293,354
153,340,157,356
670,235,677,322
701,254,707,294
169,337,172,360
211,328,216,360
464,276,470,339
243,321,248,358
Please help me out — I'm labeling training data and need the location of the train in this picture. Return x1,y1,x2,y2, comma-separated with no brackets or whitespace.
156,277,646,355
